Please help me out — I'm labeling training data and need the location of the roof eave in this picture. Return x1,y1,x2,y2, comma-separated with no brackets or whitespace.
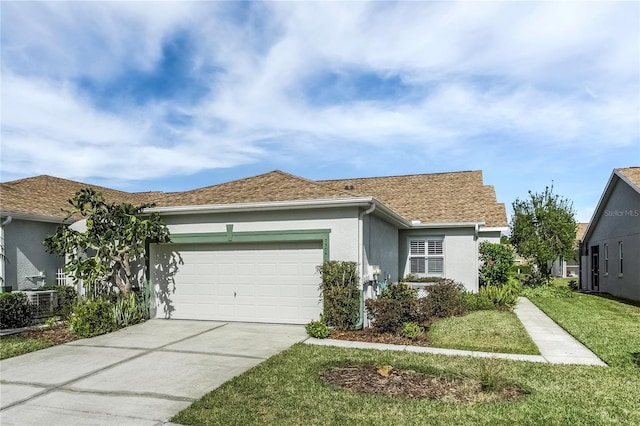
144,197,376,215
409,221,486,229
0,211,70,224
582,170,619,243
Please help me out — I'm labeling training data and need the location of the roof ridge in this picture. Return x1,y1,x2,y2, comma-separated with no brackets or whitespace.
318,169,482,183
174,170,358,198
1,174,142,195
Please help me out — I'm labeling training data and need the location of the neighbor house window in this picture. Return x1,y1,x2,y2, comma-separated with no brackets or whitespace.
618,242,623,276
409,239,444,276
604,244,608,275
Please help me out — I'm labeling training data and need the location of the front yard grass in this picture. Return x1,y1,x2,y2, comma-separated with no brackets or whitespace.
0,335,53,359
428,311,539,355
529,292,640,368
172,343,640,426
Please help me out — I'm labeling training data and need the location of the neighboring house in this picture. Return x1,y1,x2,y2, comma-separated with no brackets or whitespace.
0,176,159,291
551,222,588,278
1,170,507,324
580,167,640,302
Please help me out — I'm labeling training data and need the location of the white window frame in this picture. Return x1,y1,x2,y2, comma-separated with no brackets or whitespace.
408,237,445,277
604,244,608,275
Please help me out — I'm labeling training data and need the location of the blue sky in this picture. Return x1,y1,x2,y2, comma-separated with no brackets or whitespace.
1,1,638,223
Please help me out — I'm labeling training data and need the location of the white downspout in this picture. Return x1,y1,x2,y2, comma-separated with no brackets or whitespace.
474,223,479,292
356,203,376,329
1,216,12,290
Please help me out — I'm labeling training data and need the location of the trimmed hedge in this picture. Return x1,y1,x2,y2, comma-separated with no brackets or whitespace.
0,292,33,329
69,298,115,338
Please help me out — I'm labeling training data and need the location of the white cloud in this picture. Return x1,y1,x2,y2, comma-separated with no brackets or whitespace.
1,1,638,184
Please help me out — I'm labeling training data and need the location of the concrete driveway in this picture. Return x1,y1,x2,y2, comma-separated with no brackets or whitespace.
0,320,307,425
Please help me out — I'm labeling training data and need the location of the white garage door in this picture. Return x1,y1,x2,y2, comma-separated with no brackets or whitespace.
154,241,323,324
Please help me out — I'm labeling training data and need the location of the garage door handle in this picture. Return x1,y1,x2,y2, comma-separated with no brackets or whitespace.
234,292,236,298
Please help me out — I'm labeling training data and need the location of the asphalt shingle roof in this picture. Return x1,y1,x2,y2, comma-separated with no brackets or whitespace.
617,167,640,191
0,175,162,221
154,170,355,207
320,171,507,227
1,170,507,227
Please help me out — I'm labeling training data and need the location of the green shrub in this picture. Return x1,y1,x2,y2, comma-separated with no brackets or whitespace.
477,283,520,310
69,298,115,338
464,292,498,311
519,269,551,287
0,293,33,329
568,279,579,291
112,293,147,328
43,285,78,319
400,322,422,340
632,352,640,368
305,320,331,338
521,285,574,299
365,298,417,333
366,282,418,333
319,261,360,330
478,242,515,287
380,282,417,301
418,279,467,321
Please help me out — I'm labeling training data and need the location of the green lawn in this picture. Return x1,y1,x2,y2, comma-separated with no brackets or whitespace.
0,335,53,360
428,311,539,355
172,343,640,426
528,292,640,368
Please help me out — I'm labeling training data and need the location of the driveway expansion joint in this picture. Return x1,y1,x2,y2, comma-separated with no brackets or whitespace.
158,348,267,360
59,387,197,402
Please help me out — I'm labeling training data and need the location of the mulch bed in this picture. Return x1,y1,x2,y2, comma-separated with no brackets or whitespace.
321,366,527,403
329,328,430,347
18,324,78,345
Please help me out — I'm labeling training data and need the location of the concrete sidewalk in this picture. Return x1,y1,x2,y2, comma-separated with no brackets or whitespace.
1,320,307,425
513,297,606,366
307,297,607,366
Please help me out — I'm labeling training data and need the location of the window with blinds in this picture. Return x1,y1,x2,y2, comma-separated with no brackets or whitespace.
409,239,444,275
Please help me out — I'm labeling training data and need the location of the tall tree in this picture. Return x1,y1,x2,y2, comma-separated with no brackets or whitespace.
44,189,171,295
510,186,576,283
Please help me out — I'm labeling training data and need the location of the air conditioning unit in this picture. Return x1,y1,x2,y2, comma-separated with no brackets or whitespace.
23,290,58,319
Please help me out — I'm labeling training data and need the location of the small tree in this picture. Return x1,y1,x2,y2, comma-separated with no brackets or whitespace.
44,189,171,296
510,186,576,284
478,241,514,287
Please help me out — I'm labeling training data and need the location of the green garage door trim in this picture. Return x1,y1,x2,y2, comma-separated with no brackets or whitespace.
161,227,331,262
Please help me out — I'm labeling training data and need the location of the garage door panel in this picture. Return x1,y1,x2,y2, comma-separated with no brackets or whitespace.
154,241,323,324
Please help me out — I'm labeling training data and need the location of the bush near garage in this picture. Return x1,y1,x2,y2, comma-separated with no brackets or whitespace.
0,292,33,329
319,261,360,330
69,298,115,338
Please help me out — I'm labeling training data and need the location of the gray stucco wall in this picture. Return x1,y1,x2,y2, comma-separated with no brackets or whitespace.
583,179,640,301
362,213,399,282
158,207,360,263
398,227,501,292
3,219,64,290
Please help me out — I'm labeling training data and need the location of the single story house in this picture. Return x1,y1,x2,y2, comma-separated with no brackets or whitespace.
0,175,159,291
580,167,640,302
551,222,588,278
1,170,507,324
